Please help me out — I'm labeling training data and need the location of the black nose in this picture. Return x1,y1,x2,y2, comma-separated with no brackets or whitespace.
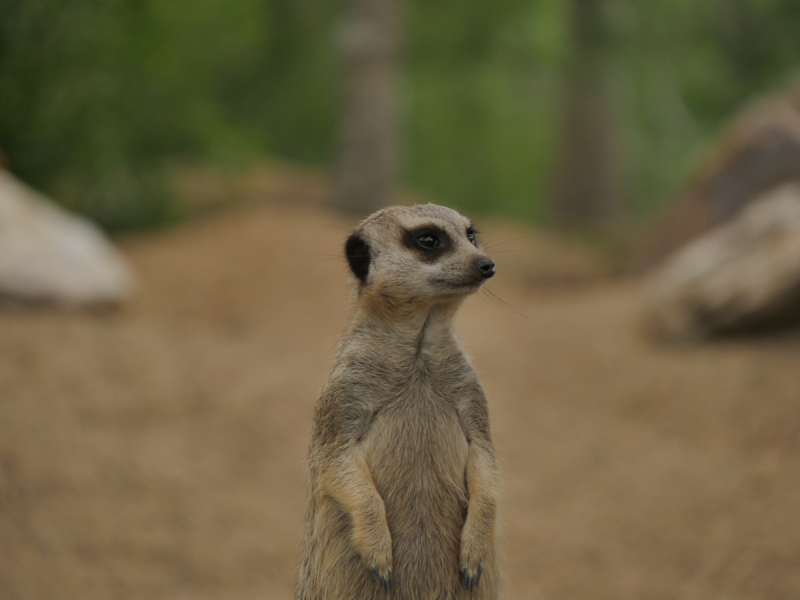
476,259,495,279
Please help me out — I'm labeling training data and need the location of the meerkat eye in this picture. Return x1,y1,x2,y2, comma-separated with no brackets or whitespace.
416,233,443,250
466,227,479,246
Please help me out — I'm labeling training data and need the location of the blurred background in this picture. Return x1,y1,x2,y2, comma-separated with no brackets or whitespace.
2,0,800,598
4,0,800,228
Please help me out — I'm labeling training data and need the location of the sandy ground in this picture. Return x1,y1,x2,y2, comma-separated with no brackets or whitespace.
1,187,799,600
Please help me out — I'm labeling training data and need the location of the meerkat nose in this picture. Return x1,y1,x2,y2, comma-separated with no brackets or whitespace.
476,259,496,279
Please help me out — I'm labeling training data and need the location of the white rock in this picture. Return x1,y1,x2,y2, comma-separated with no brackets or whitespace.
0,170,133,306
645,182,800,339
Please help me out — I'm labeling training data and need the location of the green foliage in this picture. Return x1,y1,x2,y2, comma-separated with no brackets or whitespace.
621,0,800,216
0,0,271,229
403,0,568,222
1,0,800,230
0,0,336,230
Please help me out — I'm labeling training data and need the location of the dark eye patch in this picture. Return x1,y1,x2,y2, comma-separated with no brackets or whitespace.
403,225,451,261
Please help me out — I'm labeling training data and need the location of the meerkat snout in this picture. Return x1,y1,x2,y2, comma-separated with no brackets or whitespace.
476,258,495,279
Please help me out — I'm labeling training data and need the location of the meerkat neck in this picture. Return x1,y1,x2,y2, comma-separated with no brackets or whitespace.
348,298,461,356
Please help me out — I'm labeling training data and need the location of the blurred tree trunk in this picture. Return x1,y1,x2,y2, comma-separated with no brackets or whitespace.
334,0,399,215
553,0,622,227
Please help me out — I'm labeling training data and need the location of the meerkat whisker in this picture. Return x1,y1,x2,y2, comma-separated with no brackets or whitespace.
483,233,535,251
482,287,529,321
478,218,510,245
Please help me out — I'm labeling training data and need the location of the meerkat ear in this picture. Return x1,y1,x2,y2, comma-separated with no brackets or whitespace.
345,233,371,283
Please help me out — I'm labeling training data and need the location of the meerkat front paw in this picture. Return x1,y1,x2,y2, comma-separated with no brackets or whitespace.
366,547,393,593
352,518,393,593
372,566,393,593
461,563,483,592
365,545,392,594
460,530,489,592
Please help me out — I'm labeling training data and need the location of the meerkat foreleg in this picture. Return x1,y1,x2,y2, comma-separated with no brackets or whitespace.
461,442,498,591
456,383,499,593
317,446,393,590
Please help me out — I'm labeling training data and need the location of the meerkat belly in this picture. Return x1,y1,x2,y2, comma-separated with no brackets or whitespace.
361,394,469,581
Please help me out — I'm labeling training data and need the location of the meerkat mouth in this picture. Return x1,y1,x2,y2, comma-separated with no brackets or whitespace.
432,277,486,294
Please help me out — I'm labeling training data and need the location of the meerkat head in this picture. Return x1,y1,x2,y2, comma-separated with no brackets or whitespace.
344,204,495,307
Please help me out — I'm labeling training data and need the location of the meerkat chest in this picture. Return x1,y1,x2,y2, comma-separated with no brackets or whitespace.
359,379,470,496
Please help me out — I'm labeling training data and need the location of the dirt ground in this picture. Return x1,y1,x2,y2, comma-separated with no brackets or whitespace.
1,179,799,600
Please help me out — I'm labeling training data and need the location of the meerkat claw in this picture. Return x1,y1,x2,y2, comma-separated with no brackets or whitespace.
461,565,483,592
372,568,393,593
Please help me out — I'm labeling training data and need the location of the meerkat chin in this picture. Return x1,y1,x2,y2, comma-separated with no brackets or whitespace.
296,204,501,600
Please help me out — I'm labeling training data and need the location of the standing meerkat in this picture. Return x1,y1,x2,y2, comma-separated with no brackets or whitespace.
296,204,501,600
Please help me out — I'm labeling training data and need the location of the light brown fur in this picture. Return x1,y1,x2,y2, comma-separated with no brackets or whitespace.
296,204,501,600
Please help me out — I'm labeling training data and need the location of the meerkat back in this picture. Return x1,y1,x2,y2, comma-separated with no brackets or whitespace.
296,204,501,600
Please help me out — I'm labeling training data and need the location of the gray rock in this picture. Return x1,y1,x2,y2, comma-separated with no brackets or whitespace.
639,81,800,269
645,182,800,340
0,170,133,306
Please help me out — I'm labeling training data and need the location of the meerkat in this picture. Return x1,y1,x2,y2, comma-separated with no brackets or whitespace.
296,204,501,600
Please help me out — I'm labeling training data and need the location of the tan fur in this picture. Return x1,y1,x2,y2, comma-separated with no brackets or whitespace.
296,204,501,600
